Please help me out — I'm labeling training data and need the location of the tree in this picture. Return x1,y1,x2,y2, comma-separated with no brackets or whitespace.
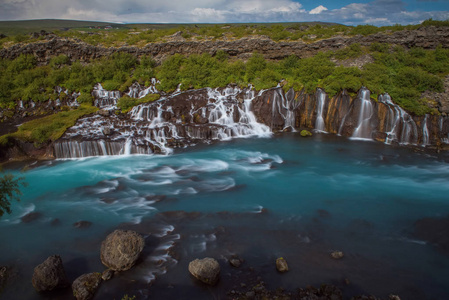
0,173,27,217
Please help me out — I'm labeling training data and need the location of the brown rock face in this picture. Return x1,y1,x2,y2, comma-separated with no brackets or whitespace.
72,272,102,300
100,230,145,271
188,257,220,285
31,255,69,292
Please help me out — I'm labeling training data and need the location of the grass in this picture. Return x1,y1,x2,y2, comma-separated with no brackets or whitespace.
118,94,161,113
1,105,98,146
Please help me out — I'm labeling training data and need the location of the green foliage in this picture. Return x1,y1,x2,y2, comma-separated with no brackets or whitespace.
117,94,160,113
421,18,449,27
333,43,364,60
0,173,27,218
77,92,94,105
49,55,70,69
7,105,97,145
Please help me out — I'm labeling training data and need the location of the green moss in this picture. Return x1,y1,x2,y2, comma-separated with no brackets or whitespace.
300,130,312,137
5,105,98,146
117,94,161,113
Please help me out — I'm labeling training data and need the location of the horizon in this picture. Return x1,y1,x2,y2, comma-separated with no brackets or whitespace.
0,0,448,26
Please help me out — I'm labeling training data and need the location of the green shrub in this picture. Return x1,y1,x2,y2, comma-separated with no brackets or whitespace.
77,92,94,105
117,94,160,113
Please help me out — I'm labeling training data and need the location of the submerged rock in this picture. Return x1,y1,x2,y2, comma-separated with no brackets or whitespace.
101,269,114,281
188,257,220,285
73,221,92,229
275,257,289,272
0,266,7,291
21,212,42,223
31,255,69,292
229,257,242,268
72,272,102,300
100,230,145,271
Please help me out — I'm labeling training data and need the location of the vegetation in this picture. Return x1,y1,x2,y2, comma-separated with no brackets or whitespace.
2,105,97,146
0,173,27,218
1,19,448,49
117,94,160,113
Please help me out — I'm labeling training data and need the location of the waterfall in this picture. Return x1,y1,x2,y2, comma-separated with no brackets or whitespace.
422,114,430,146
315,89,327,132
54,86,271,159
439,116,449,144
271,88,301,131
352,88,374,139
92,83,121,108
378,94,418,145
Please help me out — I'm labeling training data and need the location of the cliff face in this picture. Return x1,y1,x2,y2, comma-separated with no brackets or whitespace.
3,85,447,163
1,26,449,64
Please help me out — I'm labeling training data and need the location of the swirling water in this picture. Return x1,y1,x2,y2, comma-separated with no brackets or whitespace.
1,134,449,299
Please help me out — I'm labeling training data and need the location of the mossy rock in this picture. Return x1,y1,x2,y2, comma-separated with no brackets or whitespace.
300,130,312,137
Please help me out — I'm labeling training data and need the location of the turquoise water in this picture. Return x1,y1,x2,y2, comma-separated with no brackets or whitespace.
1,133,449,299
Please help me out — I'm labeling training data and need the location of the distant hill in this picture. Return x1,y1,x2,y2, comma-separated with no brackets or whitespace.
0,19,344,36
0,19,123,35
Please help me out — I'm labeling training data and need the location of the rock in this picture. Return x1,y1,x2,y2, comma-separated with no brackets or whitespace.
97,109,110,117
188,257,220,285
102,126,112,135
73,221,92,229
389,295,401,300
300,129,312,137
0,266,7,290
275,257,289,272
229,258,242,268
331,251,344,259
101,269,114,281
100,230,145,271
72,272,102,300
21,212,42,223
31,255,69,292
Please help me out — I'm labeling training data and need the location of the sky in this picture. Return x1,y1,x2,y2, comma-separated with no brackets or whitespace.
0,0,448,26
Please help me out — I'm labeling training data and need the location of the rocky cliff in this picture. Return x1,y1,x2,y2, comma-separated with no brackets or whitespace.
1,26,449,64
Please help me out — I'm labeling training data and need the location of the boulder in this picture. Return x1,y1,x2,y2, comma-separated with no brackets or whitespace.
276,257,289,272
300,130,312,137
100,230,145,271
330,251,344,259
188,257,220,285
101,269,114,281
72,272,102,300
31,255,69,292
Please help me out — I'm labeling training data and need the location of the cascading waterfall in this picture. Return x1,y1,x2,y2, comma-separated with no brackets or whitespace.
271,88,301,131
54,86,271,159
92,83,121,108
378,94,418,145
422,114,430,146
352,88,374,139
315,89,327,132
440,116,449,144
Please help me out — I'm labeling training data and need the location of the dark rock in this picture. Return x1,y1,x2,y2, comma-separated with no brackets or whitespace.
413,215,449,254
100,230,145,271
102,126,112,135
31,255,69,292
229,258,242,268
101,269,114,281
188,257,220,285
275,257,289,272
50,218,61,226
0,266,7,291
21,212,42,223
73,221,92,229
72,272,102,300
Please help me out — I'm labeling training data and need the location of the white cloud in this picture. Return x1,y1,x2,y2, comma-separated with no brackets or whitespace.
0,0,448,26
309,5,328,15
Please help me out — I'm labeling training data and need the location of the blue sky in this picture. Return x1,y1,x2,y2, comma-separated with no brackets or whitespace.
0,0,448,26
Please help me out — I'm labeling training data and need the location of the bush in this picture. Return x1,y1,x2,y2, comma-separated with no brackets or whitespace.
117,94,160,113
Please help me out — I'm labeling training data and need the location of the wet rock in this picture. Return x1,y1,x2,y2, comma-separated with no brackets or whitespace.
275,257,289,272
331,251,344,259
229,257,242,268
188,257,220,285
100,230,145,271
73,221,92,229
50,218,61,226
31,255,69,292
72,272,102,300
0,266,7,291
97,109,110,117
102,126,112,136
101,269,114,281
21,212,42,223
300,129,312,137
